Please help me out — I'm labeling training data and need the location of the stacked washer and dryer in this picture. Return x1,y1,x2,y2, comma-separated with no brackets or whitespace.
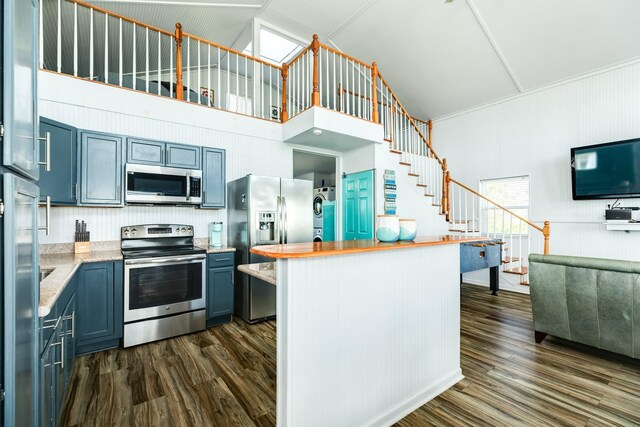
313,187,336,242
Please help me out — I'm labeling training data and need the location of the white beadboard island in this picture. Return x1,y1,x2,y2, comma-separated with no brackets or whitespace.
251,235,486,427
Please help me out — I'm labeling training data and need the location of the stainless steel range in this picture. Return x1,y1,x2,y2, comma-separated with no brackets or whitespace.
121,224,206,347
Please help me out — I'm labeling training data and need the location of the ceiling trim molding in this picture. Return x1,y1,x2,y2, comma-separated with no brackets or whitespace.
324,0,383,41
466,0,523,92
433,55,640,123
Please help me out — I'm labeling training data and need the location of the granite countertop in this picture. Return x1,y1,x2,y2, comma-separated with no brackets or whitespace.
251,235,489,259
39,250,123,318
238,262,276,286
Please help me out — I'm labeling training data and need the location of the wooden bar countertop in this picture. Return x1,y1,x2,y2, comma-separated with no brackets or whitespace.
251,235,488,259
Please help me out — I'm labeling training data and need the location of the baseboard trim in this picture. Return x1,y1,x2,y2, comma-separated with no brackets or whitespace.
363,369,464,426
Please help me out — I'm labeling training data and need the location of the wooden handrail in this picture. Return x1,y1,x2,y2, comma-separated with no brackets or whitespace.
449,177,545,233
317,42,373,69
175,23,183,101
182,31,283,70
286,44,312,68
69,0,174,37
378,72,442,165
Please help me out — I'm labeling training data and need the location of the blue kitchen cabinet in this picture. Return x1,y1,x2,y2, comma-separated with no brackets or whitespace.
127,137,165,166
166,143,201,169
39,118,78,205
76,261,124,355
79,131,124,206
127,138,201,169
206,252,235,326
39,274,76,427
3,0,40,180
201,147,226,208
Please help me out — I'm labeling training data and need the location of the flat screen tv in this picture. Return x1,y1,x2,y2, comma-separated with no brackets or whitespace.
571,137,640,200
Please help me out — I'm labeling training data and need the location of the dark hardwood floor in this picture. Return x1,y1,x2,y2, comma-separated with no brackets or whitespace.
60,285,640,426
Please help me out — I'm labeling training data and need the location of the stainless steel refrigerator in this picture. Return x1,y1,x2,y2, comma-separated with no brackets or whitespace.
228,175,312,323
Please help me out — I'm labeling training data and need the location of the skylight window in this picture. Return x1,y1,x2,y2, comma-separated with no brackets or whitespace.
243,28,303,66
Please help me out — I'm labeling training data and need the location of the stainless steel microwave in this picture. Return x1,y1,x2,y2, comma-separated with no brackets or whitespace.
125,164,202,205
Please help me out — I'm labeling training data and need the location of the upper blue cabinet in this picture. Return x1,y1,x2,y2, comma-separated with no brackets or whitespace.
127,138,201,169
79,131,124,206
201,147,226,208
39,118,78,205
2,0,39,180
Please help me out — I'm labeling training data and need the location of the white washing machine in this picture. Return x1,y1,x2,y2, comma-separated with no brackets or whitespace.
313,187,336,228
313,227,323,242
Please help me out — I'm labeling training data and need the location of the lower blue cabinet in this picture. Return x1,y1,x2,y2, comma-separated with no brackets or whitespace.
206,253,235,327
39,275,76,427
76,261,123,355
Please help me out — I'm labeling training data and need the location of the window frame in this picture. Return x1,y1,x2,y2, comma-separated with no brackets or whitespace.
479,175,530,237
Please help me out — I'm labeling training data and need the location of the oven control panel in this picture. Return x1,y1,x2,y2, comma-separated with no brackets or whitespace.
121,224,194,239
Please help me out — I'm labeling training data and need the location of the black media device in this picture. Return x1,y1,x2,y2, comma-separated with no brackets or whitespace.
571,137,640,200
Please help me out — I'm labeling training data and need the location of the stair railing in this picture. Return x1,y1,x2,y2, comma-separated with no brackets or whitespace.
40,5,551,257
446,177,550,284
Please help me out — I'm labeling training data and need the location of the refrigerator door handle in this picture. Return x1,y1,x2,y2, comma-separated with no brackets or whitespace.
276,195,282,244
282,196,288,244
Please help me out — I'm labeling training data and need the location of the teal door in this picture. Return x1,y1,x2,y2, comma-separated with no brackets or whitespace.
342,170,375,240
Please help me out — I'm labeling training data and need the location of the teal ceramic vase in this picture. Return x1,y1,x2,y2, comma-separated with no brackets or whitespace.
376,215,400,242
399,219,417,241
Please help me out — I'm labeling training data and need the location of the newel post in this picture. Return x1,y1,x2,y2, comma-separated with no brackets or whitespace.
175,23,184,101
441,158,448,219
371,62,379,123
281,63,289,123
543,221,550,255
311,34,320,106
427,120,433,158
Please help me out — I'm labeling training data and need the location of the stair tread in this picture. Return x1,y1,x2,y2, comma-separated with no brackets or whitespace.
432,203,441,206
399,162,411,166
389,149,402,154
502,257,520,264
408,173,419,177
449,229,480,233
520,281,530,286
504,266,528,275
424,194,435,197
416,184,428,187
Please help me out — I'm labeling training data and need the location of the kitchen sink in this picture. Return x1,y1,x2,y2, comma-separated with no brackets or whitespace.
40,268,55,281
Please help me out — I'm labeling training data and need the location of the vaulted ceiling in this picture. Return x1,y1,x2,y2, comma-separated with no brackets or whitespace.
85,0,640,119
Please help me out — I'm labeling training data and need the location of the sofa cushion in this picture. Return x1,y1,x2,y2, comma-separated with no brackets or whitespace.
565,267,599,348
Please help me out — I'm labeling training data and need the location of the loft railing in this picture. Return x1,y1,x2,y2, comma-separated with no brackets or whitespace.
40,3,550,257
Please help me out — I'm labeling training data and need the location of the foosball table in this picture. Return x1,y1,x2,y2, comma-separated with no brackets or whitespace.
460,239,504,295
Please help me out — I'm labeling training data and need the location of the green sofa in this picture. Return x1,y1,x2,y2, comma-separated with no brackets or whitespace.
529,253,640,359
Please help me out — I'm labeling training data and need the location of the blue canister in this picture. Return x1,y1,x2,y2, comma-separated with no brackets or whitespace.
209,222,223,248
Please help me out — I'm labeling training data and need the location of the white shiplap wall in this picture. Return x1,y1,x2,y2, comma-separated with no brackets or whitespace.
38,73,293,244
435,60,640,265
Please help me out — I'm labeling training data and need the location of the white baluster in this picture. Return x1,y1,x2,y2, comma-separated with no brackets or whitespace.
244,55,248,114
332,52,336,110
187,37,192,101
73,3,78,76
197,40,201,102
132,23,136,90
168,32,172,97
235,53,239,109
104,13,108,84
57,0,61,72
119,19,123,87
90,9,94,79
145,27,149,92
217,47,221,107
261,63,264,118
207,45,211,107
226,51,230,109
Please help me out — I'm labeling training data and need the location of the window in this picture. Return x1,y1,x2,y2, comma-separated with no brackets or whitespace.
480,175,529,235
243,28,303,66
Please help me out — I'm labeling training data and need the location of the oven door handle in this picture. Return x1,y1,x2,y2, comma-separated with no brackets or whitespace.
125,255,206,266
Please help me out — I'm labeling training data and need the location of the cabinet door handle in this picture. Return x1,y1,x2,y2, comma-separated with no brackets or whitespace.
38,196,51,236
38,132,51,172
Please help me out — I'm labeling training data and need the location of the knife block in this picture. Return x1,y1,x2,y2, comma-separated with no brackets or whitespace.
74,241,90,254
